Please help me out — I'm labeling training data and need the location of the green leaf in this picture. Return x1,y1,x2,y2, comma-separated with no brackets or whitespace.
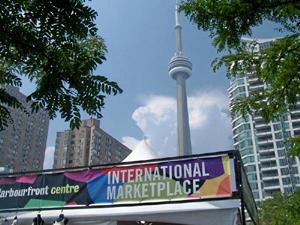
0,0,123,130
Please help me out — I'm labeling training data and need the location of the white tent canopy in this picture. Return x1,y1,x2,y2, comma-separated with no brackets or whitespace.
123,138,159,162
0,148,250,225
1,200,240,225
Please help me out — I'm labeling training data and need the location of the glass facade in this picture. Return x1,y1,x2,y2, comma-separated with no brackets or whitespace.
228,40,300,201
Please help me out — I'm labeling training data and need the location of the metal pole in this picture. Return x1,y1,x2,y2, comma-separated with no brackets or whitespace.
237,158,246,225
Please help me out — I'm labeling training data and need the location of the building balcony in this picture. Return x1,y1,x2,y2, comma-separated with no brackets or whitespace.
292,121,300,129
264,188,281,198
228,84,246,94
262,175,280,180
232,133,239,140
257,136,273,142
262,172,279,178
247,77,259,83
263,185,281,190
255,123,271,129
282,184,294,188
290,107,300,113
255,120,271,127
248,80,263,86
257,140,274,145
256,131,272,136
255,127,272,133
258,142,274,148
294,130,300,136
232,121,249,130
290,112,300,120
261,166,278,171
249,87,264,94
260,157,277,162
259,148,276,153
243,162,257,168
231,93,247,101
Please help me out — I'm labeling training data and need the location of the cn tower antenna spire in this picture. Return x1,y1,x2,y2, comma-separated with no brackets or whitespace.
175,2,182,54
168,1,192,156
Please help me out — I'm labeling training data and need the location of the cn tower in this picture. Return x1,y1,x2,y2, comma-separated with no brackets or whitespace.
168,3,192,156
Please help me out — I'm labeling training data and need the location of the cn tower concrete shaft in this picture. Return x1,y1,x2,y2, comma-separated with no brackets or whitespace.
168,4,192,156
176,75,192,155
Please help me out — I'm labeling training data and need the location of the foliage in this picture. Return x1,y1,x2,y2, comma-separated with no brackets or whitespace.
0,0,122,130
213,36,300,121
259,190,300,225
180,0,300,51
288,136,300,156
180,0,300,155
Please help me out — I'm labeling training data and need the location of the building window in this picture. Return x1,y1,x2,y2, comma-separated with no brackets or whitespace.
273,124,281,131
256,126,271,133
278,150,286,157
291,167,299,174
250,183,258,190
263,179,279,187
294,177,300,184
245,165,256,173
247,174,257,181
262,170,278,177
284,187,293,193
261,160,277,168
282,177,291,185
275,132,283,139
276,141,284,148
252,191,259,199
279,159,288,166
259,143,274,150
281,168,290,175
240,148,254,157
260,151,275,159
243,156,255,164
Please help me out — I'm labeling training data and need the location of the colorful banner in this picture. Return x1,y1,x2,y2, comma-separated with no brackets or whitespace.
0,155,235,210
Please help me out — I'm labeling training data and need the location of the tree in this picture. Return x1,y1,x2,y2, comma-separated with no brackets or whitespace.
259,190,300,225
180,0,300,154
0,0,122,130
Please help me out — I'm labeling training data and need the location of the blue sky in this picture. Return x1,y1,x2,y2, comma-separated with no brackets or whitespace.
19,0,281,168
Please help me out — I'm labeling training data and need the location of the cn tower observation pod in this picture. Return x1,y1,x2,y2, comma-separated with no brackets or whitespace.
168,54,192,81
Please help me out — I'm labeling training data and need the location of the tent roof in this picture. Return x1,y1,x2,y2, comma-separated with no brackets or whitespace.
1,200,240,225
123,138,159,162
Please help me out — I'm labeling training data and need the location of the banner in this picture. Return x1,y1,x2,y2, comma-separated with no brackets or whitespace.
0,155,235,210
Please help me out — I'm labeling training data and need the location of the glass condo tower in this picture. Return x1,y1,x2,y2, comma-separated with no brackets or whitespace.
228,39,300,201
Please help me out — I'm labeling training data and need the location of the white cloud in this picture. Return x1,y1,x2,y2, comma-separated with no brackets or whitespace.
133,96,176,131
43,146,55,169
131,96,177,156
124,91,233,157
188,92,228,129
